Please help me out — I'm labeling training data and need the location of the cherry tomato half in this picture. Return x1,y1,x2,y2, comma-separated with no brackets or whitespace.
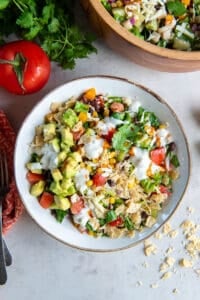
0,40,51,95
150,147,165,166
70,199,84,214
92,174,107,186
26,171,44,184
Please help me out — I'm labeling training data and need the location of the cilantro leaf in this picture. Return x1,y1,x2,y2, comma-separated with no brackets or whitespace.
166,0,187,17
54,209,68,223
0,0,97,69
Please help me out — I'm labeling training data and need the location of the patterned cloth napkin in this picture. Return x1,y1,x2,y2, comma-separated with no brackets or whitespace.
0,110,24,234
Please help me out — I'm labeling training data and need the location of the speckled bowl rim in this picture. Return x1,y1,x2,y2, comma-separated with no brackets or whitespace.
14,75,191,253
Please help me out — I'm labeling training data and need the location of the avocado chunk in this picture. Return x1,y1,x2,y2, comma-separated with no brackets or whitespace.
60,127,74,146
54,196,70,210
50,179,76,197
62,157,79,178
42,123,56,141
68,152,82,163
62,108,78,128
49,137,60,153
60,178,76,196
51,168,63,182
57,151,68,165
30,180,45,197
26,162,42,174
49,181,63,195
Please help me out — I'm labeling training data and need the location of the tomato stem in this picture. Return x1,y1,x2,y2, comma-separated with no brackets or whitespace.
0,52,26,91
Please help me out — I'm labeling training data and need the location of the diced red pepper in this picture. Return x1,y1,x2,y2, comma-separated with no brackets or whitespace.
109,216,123,227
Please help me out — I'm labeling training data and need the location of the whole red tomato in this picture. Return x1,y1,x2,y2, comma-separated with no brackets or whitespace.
0,40,51,95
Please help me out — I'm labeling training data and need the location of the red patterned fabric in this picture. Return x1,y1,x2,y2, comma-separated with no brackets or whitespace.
0,110,24,234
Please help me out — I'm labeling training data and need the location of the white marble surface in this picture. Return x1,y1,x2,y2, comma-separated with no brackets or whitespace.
1,6,200,300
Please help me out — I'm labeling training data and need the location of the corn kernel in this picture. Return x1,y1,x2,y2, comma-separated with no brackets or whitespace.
128,182,135,189
109,158,116,165
181,0,190,6
80,162,85,168
87,180,93,187
83,88,96,101
165,14,174,25
96,168,102,174
92,159,98,163
109,197,116,204
109,151,116,158
86,165,92,172
159,123,167,129
92,111,98,117
79,112,88,122
88,230,95,236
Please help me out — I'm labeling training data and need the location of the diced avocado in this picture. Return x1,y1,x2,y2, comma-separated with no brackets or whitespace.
42,123,56,141
60,127,74,146
57,151,68,164
26,162,42,174
146,20,158,31
49,181,63,195
30,180,45,197
60,178,76,196
116,151,127,162
173,38,191,50
62,158,79,178
68,151,82,163
112,8,126,22
51,168,63,182
62,109,78,128
60,142,70,153
54,196,70,210
49,137,60,153
74,101,89,113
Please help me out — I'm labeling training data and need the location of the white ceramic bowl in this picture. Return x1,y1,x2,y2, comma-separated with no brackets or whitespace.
14,76,190,252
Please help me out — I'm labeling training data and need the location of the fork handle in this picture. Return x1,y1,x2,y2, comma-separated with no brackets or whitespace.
3,239,12,266
0,201,7,284
0,237,7,284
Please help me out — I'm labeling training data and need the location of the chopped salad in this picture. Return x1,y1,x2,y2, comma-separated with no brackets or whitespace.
26,88,180,238
101,0,200,50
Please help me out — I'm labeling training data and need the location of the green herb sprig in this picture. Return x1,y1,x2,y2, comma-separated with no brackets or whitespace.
0,0,97,69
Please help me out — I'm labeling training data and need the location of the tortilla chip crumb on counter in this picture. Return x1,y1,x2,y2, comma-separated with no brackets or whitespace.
162,222,172,235
153,231,163,239
172,288,180,294
168,229,179,239
179,258,194,268
165,247,174,254
161,271,172,280
143,240,158,256
150,283,159,289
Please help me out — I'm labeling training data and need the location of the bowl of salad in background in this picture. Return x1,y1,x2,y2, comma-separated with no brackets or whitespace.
14,76,190,252
81,0,200,72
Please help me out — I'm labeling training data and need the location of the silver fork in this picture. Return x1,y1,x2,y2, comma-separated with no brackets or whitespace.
0,151,12,284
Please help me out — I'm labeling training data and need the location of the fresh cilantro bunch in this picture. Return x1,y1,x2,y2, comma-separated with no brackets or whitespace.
0,0,97,69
